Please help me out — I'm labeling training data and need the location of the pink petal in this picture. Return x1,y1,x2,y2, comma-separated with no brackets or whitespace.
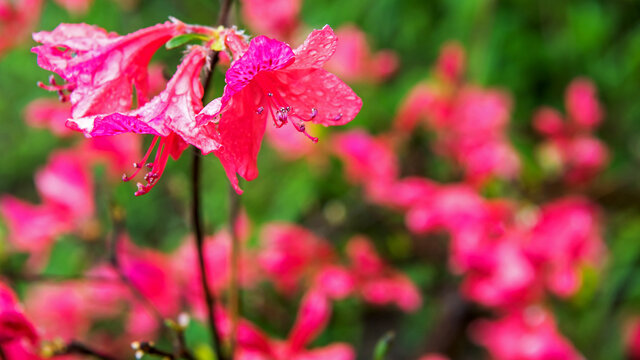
287,291,331,351
280,68,362,126
224,35,295,102
291,25,338,70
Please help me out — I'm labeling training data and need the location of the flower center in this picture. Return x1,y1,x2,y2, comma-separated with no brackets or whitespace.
257,87,319,143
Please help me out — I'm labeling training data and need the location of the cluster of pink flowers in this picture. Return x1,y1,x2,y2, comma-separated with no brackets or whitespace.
327,42,610,360
0,0,621,358
31,18,361,195
0,218,423,358
534,78,608,184
394,42,520,184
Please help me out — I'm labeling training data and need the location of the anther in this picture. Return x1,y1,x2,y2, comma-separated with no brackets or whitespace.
256,106,264,115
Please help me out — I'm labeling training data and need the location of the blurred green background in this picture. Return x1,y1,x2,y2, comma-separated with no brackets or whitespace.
2,0,640,359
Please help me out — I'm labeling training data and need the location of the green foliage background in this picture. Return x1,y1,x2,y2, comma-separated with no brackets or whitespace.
1,0,640,359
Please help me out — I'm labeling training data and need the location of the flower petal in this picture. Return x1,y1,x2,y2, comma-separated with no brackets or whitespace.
290,25,337,69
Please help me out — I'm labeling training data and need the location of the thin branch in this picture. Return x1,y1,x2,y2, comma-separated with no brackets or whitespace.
108,205,166,326
133,341,175,359
228,186,241,356
191,1,234,359
53,341,117,360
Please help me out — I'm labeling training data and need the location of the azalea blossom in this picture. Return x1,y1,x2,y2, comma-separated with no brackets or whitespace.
533,78,608,184
217,290,355,360
196,25,362,193
0,0,43,57
0,150,94,265
67,45,214,195
32,21,205,119
471,307,583,360
0,282,38,347
326,24,399,83
241,0,301,41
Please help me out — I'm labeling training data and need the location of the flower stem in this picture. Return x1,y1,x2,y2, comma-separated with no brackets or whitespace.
191,1,234,359
228,185,241,356
191,149,225,360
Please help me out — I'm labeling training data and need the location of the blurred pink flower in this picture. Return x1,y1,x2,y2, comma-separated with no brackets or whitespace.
25,283,90,342
53,0,92,15
331,130,398,203
418,355,449,360
345,236,422,312
0,282,38,346
196,26,362,193
461,231,542,308
222,290,355,360
471,307,583,360
0,0,43,57
566,77,603,130
435,41,465,84
172,232,259,319
258,223,335,295
0,150,94,265
24,99,74,137
394,43,520,184
241,0,301,40
528,197,604,298
326,24,399,83
533,78,608,184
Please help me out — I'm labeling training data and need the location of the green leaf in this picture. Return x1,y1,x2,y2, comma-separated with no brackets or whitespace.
373,332,395,360
166,34,209,49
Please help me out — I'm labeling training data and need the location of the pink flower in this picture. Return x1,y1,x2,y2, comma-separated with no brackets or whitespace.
196,26,362,193
326,24,398,83
625,318,640,360
25,283,90,342
566,77,603,130
0,282,38,346
24,98,74,137
77,134,143,177
117,236,181,320
528,197,604,298
32,21,187,118
418,355,449,360
435,41,465,84
0,150,94,264
461,232,541,308
0,0,43,57
241,0,301,40
345,236,422,312
471,307,583,360
68,45,216,195
533,78,608,184
172,231,259,319
331,130,398,203
258,223,335,294
53,0,92,15
222,290,355,360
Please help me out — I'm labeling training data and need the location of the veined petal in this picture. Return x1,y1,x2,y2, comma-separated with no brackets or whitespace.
224,35,294,102
290,25,337,70
279,68,362,126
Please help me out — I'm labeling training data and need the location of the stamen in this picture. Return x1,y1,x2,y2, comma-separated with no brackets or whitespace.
293,122,318,143
37,75,75,102
122,136,159,182
256,106,264,115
